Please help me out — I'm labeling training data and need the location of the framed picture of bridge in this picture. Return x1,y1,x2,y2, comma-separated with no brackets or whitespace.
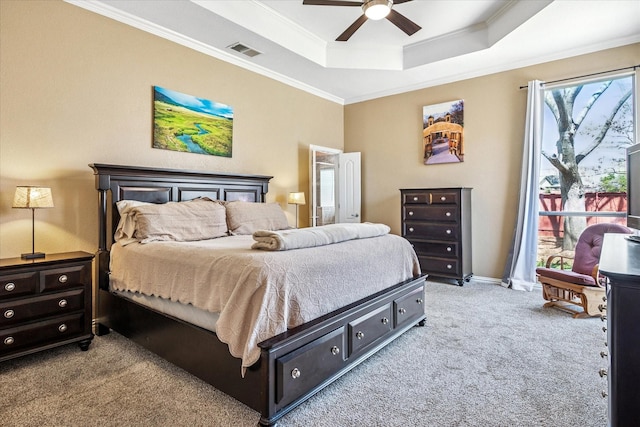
153,86,233,157
422,99,464,165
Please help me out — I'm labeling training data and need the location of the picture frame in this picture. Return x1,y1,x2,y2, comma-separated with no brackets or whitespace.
422,100,464,164
153,86,233,157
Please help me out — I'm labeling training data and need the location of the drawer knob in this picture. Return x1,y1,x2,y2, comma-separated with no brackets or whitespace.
416,298,423,305
440,196,446,201
408,227,414,232
58,299,68,308
291,368,301,379
58,274,68,284
398,308,406,315
408,211,414,216
446,212,451,217
4,282,15,292
446,229,452,234
447,246,452,252
381,317,389,325
3,336,14,345
4,309,14,319
413,197,418,201
58,323,68,333
356,331,365,340
598,368,607,378
331,346,340,355
447,264,453,269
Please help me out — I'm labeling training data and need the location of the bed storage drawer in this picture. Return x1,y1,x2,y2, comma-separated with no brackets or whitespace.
276,327,345,408
394,286,425,328
348,304,393,356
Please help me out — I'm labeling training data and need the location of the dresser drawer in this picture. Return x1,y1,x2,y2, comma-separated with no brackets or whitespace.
0,271,38,300
403,205,459,222
1,313,85,354
404,223,459,241
0,289,84,327
276,327,345,409
419,257,460,276
394,286,425,328
348,304,393,356
41,264,90,293
403,191,459,205
410,241,458,258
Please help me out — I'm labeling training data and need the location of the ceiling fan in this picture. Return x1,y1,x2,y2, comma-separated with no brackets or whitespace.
302,0,421,42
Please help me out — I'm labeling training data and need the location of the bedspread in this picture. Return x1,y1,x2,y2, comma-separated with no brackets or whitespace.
109,233,420,372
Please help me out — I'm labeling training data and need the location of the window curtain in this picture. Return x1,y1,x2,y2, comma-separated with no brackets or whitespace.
501,80,544,291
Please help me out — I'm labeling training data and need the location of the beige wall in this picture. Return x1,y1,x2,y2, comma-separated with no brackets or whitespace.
344,43,640,279
0,0,343,259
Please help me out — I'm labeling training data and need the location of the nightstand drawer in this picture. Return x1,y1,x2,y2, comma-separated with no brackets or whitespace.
41,264,90,292
0,271,38,300
0,289,84,326
1,313,85,354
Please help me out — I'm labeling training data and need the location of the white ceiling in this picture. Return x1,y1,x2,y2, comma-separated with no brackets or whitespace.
67,0,640,104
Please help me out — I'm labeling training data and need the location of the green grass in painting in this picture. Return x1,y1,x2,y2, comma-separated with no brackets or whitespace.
153,101,233,157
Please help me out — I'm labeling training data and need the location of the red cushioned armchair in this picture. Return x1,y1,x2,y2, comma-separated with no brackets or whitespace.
536,223,632,318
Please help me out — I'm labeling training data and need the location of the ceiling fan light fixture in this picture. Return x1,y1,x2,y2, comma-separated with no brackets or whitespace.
362,0,392,20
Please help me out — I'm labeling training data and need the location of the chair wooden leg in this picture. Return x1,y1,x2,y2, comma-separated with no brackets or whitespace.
540,279,605,318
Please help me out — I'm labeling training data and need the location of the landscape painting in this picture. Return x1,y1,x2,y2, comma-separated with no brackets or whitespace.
153,86,233,157
422,100,464,165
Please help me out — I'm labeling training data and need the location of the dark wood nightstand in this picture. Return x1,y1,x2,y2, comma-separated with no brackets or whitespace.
0,251,94,362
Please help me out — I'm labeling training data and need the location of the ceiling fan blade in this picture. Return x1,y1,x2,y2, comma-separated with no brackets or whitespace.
336,14,368,41
386,9,421,36
392,0,414,4
302,0,362,6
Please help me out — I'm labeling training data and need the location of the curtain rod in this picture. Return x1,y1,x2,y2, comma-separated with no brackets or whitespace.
519,64,639,89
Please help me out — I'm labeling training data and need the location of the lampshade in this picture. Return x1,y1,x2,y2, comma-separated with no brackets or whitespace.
363,0,392,20
288,192,306,205
13,186,54,209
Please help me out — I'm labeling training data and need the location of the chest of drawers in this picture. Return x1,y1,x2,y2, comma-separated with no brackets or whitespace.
0,251,94,361
400,188,472,286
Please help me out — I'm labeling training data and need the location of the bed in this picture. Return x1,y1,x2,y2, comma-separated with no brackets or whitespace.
90,163,427,426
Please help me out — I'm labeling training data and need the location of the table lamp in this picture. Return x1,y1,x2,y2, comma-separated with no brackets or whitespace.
13,186,54,259
288,192,306,228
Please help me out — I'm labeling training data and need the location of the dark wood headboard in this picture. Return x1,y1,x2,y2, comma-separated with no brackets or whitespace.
89,163,272,289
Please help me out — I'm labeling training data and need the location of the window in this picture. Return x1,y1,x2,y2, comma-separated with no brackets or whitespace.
538,74,635,265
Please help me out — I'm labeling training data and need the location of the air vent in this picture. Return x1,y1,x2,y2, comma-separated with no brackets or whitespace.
228,42,262,58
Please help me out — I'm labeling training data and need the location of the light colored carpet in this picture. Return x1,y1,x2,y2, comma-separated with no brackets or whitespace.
0,280,608,426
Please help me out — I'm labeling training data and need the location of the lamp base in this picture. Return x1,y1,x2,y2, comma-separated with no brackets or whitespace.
21,252,45,260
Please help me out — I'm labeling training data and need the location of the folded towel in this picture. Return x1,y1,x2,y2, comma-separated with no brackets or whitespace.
251,222,391,251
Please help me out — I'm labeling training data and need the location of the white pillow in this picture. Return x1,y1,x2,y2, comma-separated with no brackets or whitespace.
130,198,228,243
225,201,290,235
114,200,151,244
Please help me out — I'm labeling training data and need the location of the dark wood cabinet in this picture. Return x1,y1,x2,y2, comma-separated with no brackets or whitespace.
599,233,640,427
400,188,472,285
0,251,94,362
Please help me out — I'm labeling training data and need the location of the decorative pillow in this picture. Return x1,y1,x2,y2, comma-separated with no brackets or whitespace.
130,198,228,243
225,201,290,235
114,200,152,243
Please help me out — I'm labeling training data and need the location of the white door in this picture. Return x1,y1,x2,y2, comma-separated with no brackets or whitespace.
338,152,361,223
309,145,361,226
